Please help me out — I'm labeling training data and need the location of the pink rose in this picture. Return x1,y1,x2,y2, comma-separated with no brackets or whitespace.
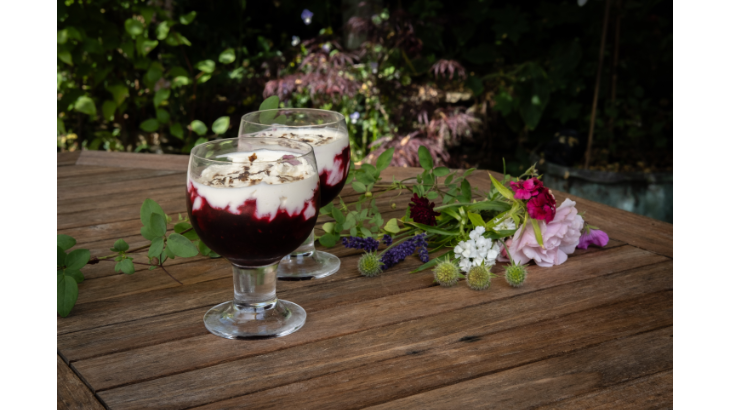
501,198,584,267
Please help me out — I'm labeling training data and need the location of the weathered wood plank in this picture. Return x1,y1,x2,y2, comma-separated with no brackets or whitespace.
58,185,183,215
57,355,105,410
97,261,672,409
77,150,189,171
57,173,186,201
57,165,124,178
57,168,181,188
363,327,673,410
536,370,673,410
57,151,81,166
69,246,666,390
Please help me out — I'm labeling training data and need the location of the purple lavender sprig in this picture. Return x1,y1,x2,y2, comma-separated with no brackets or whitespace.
342,236,380,252
380,233,428,270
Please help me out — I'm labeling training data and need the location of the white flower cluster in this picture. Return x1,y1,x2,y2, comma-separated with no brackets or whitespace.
454,226,502,273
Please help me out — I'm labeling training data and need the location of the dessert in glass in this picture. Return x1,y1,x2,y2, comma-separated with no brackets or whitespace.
187,137,319,339
239,109,350,280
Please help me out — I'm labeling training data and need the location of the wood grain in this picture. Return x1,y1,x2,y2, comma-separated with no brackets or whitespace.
57,151,81,166
363,327,673,410
98,261,672,409
76,150,188,171
57,355,105,410
70,247,666,390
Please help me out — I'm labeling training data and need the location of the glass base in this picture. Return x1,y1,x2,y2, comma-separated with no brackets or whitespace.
277,251,341,280
203,299,306,340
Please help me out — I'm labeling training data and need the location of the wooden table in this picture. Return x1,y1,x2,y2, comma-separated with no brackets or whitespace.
57,151,673,409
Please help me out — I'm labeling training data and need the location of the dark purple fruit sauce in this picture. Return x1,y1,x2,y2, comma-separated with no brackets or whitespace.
187,182,320,266
318,145,350,206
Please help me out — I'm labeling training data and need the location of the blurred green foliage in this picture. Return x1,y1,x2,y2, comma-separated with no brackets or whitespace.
57,0,671,171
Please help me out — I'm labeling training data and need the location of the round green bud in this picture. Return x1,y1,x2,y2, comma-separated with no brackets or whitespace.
505,263,527,288
358,252,382,277
433,260,459,287
391,203,397,209
365,191,372,197
466,264,492,290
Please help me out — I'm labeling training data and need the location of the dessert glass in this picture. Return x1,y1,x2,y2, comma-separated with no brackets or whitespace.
187,137,319,339
239,109,350,280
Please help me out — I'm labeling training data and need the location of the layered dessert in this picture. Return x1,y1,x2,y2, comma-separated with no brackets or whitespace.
253,128,350,206
187,150,320,266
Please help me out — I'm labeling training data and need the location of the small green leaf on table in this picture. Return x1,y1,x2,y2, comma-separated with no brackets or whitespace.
167,233,199,257
57,275,79,317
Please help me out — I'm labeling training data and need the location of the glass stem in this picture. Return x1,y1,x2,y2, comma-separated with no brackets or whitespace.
232,263,278,308
289,230,316,257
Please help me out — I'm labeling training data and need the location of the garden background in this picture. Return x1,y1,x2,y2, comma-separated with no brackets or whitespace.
56,0,672,221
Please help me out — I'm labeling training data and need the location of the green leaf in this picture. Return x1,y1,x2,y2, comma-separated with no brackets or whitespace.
465,201,511,213
433,167,450,177
319,203,333,215
65,249,90,271
179,11,197,25
331,207,345,224
384,218,400,234
57,118,66,136
174,222,192,233
212,116,230,135
489,174,514,200
74,96,96,116
57,274,78,317
164,244,176,259
156,21,172,40
197,73,212,84
140,226,156,240
170,122,184,139
148,237,164,259
136,38,158,57
101,100,116,122
149,213,167,238
58,234,76,251
426,191,438,200
165,32,192,46
140,199,165,226
194,137,208,147
58,29,68,44
417,146,433,170
195,59,216,73
107,84,129,106
361,227,372,238
124,18,144,37
190,120,207,136
156,108,170,124
352,181,367,193
57,246,67,268
113,239,129,252
461,179,472,202
259,95,279,111
376,148,394,171
153,88,170,107
404,221,459,236
318,233,338,248
355,171,375,185
467,212,487,228
322,222,335,233
530,218,544,248
120,258,135,274
58,50,73,65
167,233,199,257
219,48,236,64
272,115,288,124
140,118,160,132
65,269,85,284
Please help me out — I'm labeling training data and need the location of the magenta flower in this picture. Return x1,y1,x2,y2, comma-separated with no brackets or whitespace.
510,178,543,200
577,229,609,249
526,189,557,224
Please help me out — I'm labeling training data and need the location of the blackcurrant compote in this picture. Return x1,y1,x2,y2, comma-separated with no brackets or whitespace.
240,109,351,280
187,137,319,339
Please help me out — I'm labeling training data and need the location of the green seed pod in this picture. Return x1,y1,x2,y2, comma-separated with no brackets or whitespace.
466,264,492,290
504,263,527,288
391,203,397,209
433,259,459,287
358,252,382,277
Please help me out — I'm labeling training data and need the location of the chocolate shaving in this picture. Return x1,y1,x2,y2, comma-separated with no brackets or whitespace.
248,153,258,162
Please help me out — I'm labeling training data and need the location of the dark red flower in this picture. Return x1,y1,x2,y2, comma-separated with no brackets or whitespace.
409,194,441,226
510,178,544,200
526,189,556,224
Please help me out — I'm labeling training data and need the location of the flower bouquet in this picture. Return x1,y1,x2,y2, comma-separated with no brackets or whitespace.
318,146,609,289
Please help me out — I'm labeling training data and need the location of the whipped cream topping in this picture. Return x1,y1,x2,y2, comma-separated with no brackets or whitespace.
248,128,350,186
189,150,318,221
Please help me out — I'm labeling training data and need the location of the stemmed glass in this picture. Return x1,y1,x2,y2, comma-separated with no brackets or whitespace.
186,137,320,339
239,109,351,280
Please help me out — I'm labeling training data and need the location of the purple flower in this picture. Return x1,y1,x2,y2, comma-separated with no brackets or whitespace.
321,43,331,52
301,9,313,25
380,234,428,270
349,111,360,122
342,236,379,252
382,234,392,246
577,229,609,249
